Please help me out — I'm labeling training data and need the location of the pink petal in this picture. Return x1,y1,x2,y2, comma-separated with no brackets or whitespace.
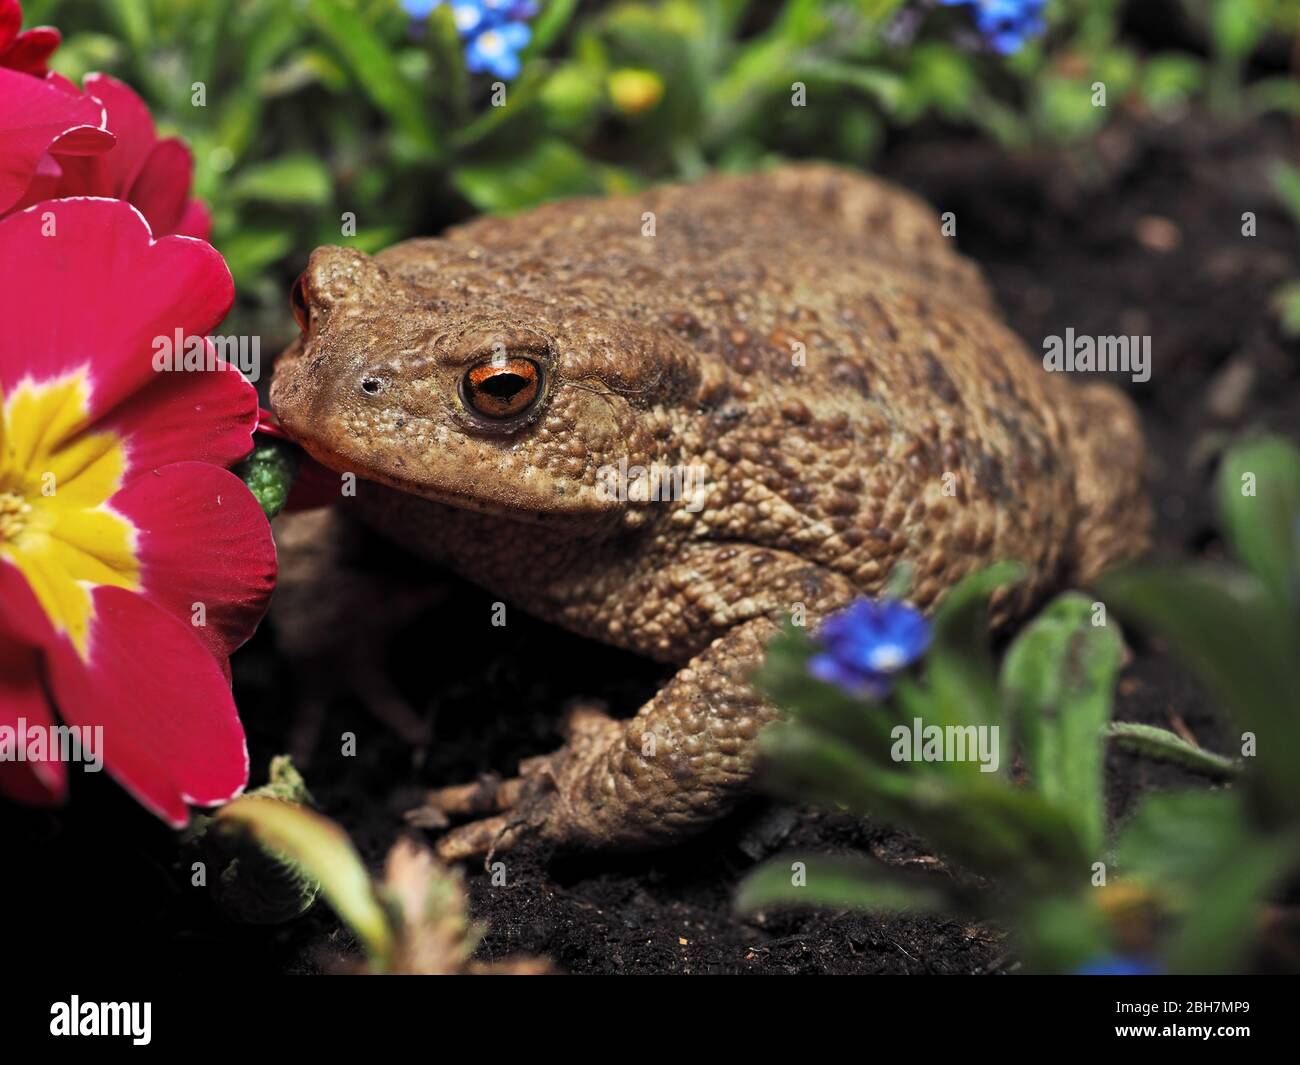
45,586,249,825
104,350,258,477
0,556,58,649
80,72,157,195
0,68,111,211
0,637,66,804
2,27,61,76
0,197,234,419
127,136,192,237
174,197,211,240
111,462,276,660
0,0,17,53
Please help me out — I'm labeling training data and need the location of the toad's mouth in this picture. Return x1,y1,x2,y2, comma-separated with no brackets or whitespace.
291,432,613,531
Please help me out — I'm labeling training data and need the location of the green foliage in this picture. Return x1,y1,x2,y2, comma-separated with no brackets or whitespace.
218,789,397,963
1105,721,1240,777
37,0,1296,342
1099,435,1300,824
1270,164,1300,336
1002,593,1120,857
746,566,1126,970
234,438,299,519
742,435,1300,973
186,756,324,925
736,853,949,914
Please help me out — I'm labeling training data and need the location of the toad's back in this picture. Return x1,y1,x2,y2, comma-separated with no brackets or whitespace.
372,166,1147,611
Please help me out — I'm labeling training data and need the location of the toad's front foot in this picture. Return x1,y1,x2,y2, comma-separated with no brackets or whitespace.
410,619,782,862
411,701,625,862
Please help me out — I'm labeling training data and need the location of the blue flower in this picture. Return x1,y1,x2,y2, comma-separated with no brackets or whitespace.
464,19,531,80
1075,955,1162,976
939,0,1047,55
481,0,539,20
808,599,931,698
401,0,440,17
407,0,536,81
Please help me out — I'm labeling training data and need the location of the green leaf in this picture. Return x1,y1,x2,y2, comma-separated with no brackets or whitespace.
757,720,1084,892
104,0,151,57
218,798,395,967
1000,593,1120,856
231,154,333,207
235,441,300,520
218,228,295,287
1140,53,1205,112
924,560,1027,730
1166,832,1291,973
1115,789,1248,889
1272,280,1300,338
1034,74,1108,144
757,719,917,818
307,0,439,156
1105,722,1241,778
1114,790,1292,972
1248,76,1300,118
451,138,603,212
789,59,905,112
450,64,549,152
736,854,949,915
525,0,581,60
539,62,604,134
1211,0,1269,60
1018,895,1114,974
899,43,979,122
1216,434,1300,601
426,3,468,120
1096,563,1300,820
931,560,1027,663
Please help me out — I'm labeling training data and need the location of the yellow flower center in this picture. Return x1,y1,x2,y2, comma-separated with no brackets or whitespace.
0,371,140,657
0,489,30,541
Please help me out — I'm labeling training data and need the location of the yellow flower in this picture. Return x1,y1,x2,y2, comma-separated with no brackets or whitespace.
0,371,138,656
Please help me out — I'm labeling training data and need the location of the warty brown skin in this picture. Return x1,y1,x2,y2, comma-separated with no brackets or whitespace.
270,164,1151,860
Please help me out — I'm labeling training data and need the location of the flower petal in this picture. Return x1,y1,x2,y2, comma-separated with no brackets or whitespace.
79,72,157,195
0,636,66,804
105,357,257,477
0,1,16,52
2,26,60,76
0,68,111,212
127,136,192,238
44,585,249,825
0,555,59,649
174,197,211,240
0,197,234,418
111,462,276,659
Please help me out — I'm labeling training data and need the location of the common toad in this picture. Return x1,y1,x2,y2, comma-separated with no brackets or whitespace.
270,164,1150,859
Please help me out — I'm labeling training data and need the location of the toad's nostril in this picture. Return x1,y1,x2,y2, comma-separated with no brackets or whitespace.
360,376,383,395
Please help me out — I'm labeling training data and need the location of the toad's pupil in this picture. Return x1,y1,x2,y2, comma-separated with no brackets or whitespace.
481,373,526,398
463,357,541,418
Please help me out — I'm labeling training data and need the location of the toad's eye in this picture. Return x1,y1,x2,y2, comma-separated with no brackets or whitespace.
290,272,310,333
461,357,542,419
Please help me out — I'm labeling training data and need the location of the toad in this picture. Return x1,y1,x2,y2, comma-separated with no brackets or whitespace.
270,164,1149,860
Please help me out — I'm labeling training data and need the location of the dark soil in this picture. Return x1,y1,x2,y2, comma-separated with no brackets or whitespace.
5,108,1298,976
